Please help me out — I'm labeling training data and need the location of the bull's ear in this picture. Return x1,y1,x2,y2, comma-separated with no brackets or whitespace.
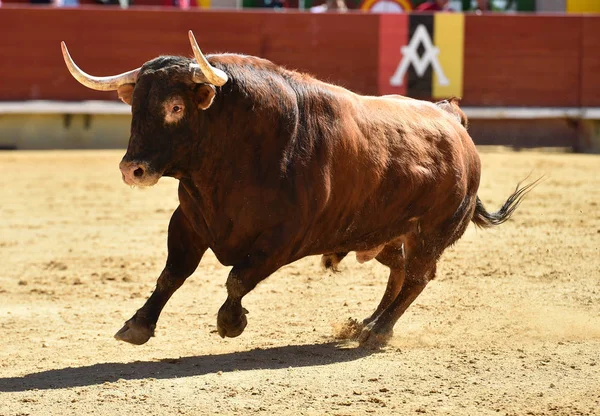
196,84,216,110
117,84,135,106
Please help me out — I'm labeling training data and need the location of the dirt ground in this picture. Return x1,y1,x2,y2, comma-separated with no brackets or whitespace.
0,148,598,415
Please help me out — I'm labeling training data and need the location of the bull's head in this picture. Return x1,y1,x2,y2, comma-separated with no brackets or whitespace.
61,31,228,186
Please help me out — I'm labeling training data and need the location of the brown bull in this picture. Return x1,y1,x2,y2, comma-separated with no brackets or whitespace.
61,31,536,348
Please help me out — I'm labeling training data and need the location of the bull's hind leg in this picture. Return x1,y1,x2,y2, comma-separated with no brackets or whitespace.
357,197,475,348
363,243,406,325
356,225,439,348
359,254,437,348
336,241,406,339
115,206,207,345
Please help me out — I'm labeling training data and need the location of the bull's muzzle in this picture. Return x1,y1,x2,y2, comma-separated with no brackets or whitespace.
119,160,160,187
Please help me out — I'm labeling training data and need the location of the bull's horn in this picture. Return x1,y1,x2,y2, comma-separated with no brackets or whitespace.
61,42,139,91
188,31,228,86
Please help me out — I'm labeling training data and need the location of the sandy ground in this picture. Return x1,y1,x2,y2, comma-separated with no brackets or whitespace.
0,148,598,415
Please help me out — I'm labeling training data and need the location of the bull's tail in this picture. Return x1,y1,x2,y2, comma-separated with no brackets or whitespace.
472,178,542,229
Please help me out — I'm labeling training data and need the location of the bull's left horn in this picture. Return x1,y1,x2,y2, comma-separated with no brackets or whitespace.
188,31,228,86
61,42,140,91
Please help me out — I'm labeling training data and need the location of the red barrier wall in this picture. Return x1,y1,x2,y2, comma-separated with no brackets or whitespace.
0,7,379,101
581,16,600,107
0,7,598,107
377,13,408,97
462,15,582,107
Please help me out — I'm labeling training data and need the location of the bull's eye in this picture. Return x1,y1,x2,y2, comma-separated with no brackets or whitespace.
164,97,185,124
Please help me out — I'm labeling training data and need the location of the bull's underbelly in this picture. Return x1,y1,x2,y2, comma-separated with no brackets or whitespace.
300,170,473,257
193,202,416,266
211,176,464,266
303,212,415,257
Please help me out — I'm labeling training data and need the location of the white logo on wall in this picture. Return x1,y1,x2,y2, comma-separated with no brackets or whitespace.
390,24,449,87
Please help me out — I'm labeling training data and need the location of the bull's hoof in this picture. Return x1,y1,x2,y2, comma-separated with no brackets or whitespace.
358,323,393,349
114,316,155,345
217,307,248,339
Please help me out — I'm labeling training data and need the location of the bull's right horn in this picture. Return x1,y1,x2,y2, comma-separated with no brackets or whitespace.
61,42,140,91
188,31,228,86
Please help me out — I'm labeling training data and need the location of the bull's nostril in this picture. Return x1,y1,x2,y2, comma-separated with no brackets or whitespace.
133,168,144,177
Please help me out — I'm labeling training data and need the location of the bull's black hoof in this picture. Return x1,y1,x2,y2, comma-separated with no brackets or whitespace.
217,307,248,339
114,316,155,345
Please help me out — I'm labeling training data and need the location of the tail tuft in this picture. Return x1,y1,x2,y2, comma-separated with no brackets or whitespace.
472,177,542,229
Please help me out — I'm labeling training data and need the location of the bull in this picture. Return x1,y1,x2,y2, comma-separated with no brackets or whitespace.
61,31,536,347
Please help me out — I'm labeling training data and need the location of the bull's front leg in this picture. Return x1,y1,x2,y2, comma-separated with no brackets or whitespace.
217,234,293,338
216,263,275,339
115,206,207,345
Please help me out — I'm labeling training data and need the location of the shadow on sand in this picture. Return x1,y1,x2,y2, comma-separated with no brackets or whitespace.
0,341,372,392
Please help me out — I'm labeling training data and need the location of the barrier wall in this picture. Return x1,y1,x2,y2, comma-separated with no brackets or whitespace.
581,16,600,107
0,7,598,107
462,15,581,107
0,7,379,101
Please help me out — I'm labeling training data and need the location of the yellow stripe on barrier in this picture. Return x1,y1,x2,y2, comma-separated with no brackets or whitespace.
432,13,464,99
567,0,600,13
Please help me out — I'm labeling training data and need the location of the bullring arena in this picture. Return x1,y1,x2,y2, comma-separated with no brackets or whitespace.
1,148,599,414
1,2,600,415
